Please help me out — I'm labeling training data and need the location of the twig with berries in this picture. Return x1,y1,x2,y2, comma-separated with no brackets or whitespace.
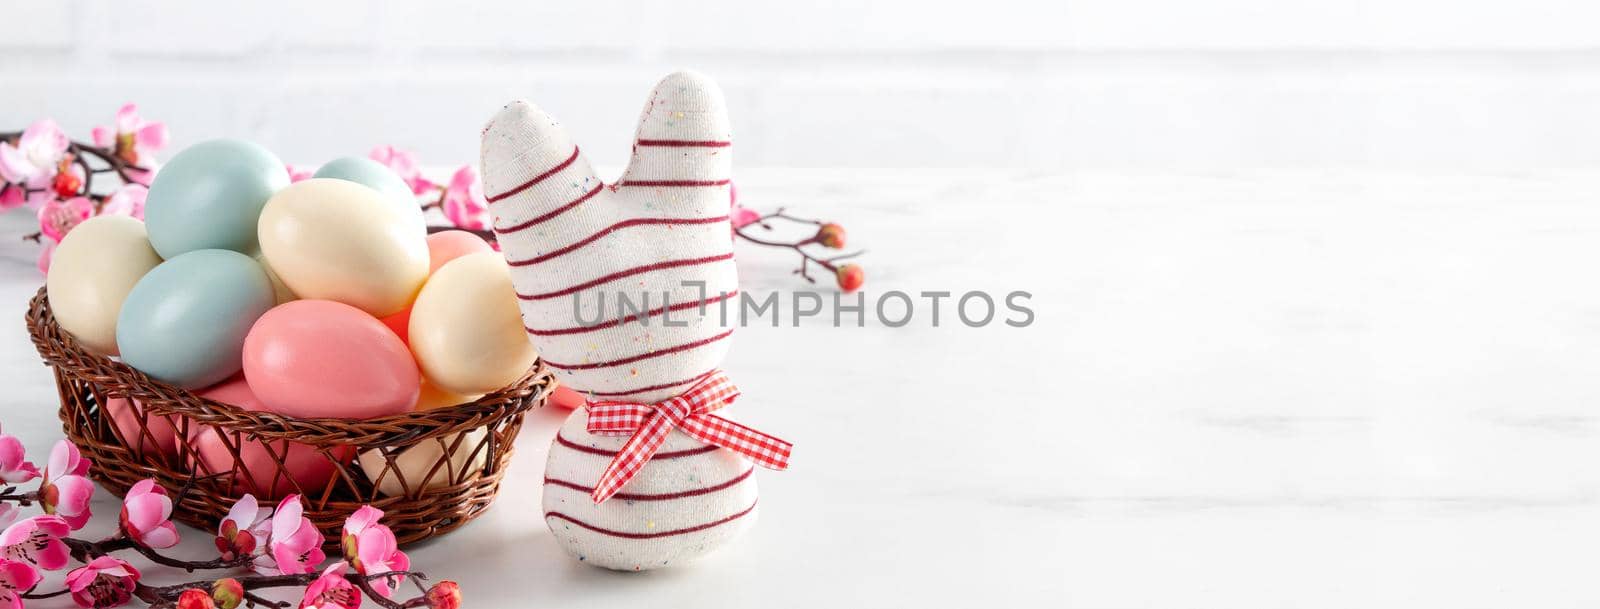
0,435,461,609
733,207,866,292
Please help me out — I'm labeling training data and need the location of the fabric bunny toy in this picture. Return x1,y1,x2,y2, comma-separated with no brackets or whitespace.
479,71,791,571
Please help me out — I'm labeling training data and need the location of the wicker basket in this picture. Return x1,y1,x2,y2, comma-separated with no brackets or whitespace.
25,287,552,548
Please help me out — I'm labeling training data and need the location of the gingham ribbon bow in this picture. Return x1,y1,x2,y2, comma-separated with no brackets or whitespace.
584,370,792,504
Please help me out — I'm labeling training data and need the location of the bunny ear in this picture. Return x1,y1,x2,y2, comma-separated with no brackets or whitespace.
617,71,734,201
479,100,605,237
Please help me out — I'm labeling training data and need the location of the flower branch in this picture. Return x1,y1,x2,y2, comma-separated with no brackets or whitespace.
733,204,867,292
0,431,461,609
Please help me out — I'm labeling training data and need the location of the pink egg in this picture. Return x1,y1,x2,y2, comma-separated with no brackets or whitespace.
105,398,180,458
549,385,585,410
380,306,412,345
242,300,420,419
188,375,352,499
426,230,492,274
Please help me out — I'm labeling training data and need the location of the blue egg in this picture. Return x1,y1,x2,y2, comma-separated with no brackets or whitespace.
313,157,426,234
116,249,276,389
145,139,288,258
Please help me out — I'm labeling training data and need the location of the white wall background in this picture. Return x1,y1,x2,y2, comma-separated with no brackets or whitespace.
3,0,1600,169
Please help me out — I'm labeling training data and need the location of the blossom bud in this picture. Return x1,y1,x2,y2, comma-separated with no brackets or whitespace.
835,264,865,293
425,581,462,609
177,589,216,609
211,577,244,609
815,223,846,248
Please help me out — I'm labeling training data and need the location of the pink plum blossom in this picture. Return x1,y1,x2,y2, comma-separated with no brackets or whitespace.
0,558,41,609
255,495,325,576
368,145,434,194
0,515,71,570
37,196,93,243
36,240,55,276
729,183,759,232
65,556,140,609
299,563,359,609
0,431,39,484
215,494,270,562
39,440,93,530
98,184,147,219
0,119,70,192
0,507,15,532
0,185,24,211
440,165,487,230
341,506,408,597
285,164,315,183
730,204,759,229
119,479,178,549
91,103,168,183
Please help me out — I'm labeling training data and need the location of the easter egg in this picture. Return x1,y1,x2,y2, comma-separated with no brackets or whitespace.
242,299,419,418
145,139,288,258
357,381,483,496
549,385,586,410
45,216,162,355
312,157,426,235
358,427,487,497
380,307,411,344
414,381,480,411
409,253,537,395
105,398,180,459
188,375,351,499
117,250,275,389
258,179,428,317
255,256,297,305
425,230,492,274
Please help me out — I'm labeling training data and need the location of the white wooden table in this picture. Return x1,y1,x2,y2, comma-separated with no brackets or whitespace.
1,169,1595,608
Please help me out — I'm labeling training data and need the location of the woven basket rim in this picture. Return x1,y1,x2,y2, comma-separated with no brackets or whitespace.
26,286,552,445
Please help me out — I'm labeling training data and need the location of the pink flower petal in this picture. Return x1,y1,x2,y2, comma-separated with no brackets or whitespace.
91,126,113,148
140,522,179,549
344,505,382,535
272,495,304,541
135,122,168,152
123,493,170,535
114,104,141,133
0,560,40,593
46,440,74,480
0,143,36,185
0,185,23,211
51,475,94,525
20,119,69,160
0,436,38,484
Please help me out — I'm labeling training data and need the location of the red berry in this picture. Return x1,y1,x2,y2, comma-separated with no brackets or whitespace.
51,169,82,198
815,223,846,248
177,589,217,609
835,264,865,293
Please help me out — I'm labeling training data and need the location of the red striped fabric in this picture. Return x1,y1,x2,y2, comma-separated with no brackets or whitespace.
543,467,752,501
507,216,730,267
494,182,604,235
528,290,740,336
516,253,734,301
617,179,731,187
543,328,734,371
635,139,732,148
583,369,719,398
554,433,721,459
487,146,581,203
543,500,757,539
